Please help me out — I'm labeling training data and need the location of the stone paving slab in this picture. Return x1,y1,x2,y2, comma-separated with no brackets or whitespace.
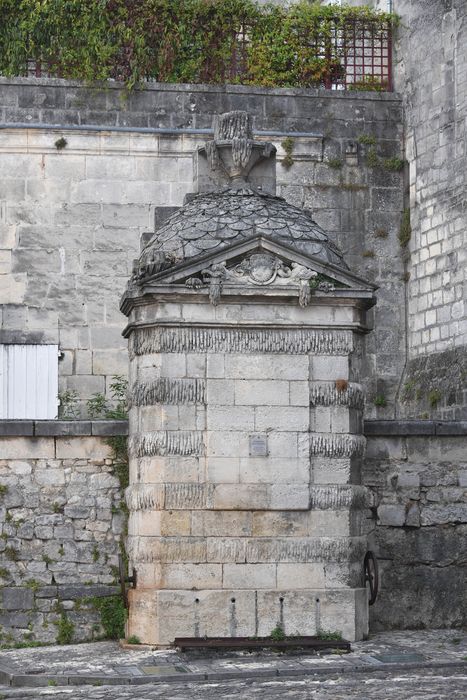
0,631,466,688
0,668,467,699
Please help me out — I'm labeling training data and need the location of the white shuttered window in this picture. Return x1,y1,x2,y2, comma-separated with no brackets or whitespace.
0,344,59,419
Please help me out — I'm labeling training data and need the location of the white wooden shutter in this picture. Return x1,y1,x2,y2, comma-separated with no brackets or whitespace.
0,344,59,419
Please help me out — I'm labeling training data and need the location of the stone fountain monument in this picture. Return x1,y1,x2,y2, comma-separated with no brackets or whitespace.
120,111,376,644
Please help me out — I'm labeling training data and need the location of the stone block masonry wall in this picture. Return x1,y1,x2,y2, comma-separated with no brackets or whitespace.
0,78,404,418
392,0,467,418
0,436,125,644
364,433,467,630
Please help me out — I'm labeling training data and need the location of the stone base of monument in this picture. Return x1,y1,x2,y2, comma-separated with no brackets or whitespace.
126,588,369,645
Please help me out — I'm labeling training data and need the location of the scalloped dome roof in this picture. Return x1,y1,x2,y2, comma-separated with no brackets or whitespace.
138,187,347,273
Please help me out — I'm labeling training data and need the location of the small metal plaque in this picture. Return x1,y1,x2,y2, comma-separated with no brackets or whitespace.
249,434,268,457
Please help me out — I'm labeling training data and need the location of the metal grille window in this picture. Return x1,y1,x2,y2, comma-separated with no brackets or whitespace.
0,344,59,419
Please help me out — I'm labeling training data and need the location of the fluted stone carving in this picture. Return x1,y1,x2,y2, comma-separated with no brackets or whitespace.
309,382,364,409
309,433,366,457
129,430,205,457
130,378,206,406
130,326,354,356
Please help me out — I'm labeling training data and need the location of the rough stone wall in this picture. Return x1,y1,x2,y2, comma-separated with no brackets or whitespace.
0,78,404,418
0,436,124,643
364,434,467,630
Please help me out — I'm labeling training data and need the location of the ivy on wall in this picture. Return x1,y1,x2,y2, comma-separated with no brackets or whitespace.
0,1,397,89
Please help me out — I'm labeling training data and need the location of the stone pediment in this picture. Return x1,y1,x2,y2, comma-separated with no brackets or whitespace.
134,235,376,308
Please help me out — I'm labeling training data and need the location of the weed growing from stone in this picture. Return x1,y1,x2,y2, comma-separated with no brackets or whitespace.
269,625,286,642
366,146,379,167
90,595,126,640
428,389,441,407
4,547,19,561
398,208,411,247
326,157,343,169
374,395,387,407
383,156,405,171
127,635,141,644
358,134,377,145
55,612,74,645
0,485,8,497
58,390,79,419
54,137,67,150
316,629,343,641
281,137,294,168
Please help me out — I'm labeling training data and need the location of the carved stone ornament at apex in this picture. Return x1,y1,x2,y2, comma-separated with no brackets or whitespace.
186,253,332,307
120,110,377,646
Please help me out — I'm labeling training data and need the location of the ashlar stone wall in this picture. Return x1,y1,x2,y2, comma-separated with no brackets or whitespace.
0,78,405,418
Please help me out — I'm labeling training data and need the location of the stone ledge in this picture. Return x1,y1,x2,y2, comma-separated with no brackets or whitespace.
0,419,465,438
0,420,128,437
364,420,467,436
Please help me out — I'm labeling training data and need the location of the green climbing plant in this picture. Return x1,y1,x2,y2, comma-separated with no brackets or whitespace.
0,1,398,89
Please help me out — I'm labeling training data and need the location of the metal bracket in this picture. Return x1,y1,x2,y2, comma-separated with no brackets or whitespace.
118,554,137,609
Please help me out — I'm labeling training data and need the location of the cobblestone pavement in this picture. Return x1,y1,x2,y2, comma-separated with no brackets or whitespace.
0,630,466,698
0,669,467,699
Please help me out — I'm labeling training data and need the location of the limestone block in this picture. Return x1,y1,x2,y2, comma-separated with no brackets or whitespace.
308,511,351,538
269,484,309,510
35,468,66,487
159,353,186,378
212,484,270,510
206,538,247,563
55,437,111,460
311,355,349,381
65,374,105,399
206,430,250,458
277,563,325,589
310,407,331,433
206,354,225,378
164,483,214,510
161,563,222,589
239,457,309,485
207,406,255,431
161,511,192,536
133,563,162,588
318,588,368,642
152,589,257,644
137,456,203,484
0,438,55,460
191,511,252,537
223,564,276,589
92,350,128,376
234,380,290,406
255,590,317,637
420,504,467,525
126,589,160,644
252,511,309,537
224,354,308,381
324,562,363,589
377,504,406,527
206,379,234,405
206,457,240,483
128,510,162,537
312,457,358,485
139,405,181,432
255,406,309,432
186,354,206,378
268,432,299,459
127,536,207,563
289,381,309,406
